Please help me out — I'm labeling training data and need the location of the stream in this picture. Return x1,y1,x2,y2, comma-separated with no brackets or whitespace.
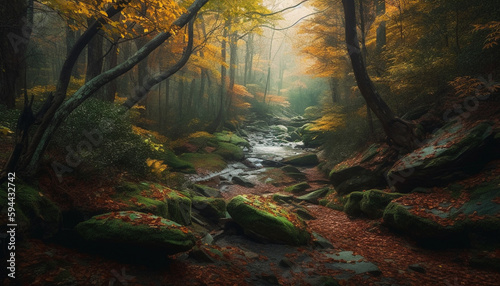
186,128,313,193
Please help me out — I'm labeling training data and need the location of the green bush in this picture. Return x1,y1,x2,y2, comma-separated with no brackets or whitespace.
51,98,153,176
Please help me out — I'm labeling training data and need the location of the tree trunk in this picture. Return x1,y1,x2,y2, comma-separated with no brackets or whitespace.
342,0,417,150
2,0,207,178
102,43,118,102
0,0,33,108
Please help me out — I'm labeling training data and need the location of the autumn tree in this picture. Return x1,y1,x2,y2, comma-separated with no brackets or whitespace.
342,0,418,149
0,0,209,181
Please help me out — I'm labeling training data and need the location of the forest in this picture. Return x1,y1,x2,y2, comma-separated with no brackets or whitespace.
0,0,499,285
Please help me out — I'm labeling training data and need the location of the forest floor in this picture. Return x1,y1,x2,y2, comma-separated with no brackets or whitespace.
7,163,500,286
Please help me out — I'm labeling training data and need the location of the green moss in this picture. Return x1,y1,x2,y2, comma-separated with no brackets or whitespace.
382,202,460,240
179,153,227,172
165,191,192,226
75,211,195,254
359,190,405,218
227,195,310,245
284,182,311,193
214,142,244,161
158,150,195,173
343,192,364,216
214,131,250,147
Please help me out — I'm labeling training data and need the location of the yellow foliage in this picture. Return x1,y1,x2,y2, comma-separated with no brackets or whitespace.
0,126,14,136
132,125,168,144
146,158,168,177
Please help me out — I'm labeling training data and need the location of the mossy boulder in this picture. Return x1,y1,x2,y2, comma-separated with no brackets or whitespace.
159,150,195,173
284,182,311,194
329,164,386,195
382,202,461,241
214,142,244,161
387,122,499,192
179,153,227,173
359,190,405,218
114,182,191,225
282,153,319,166
227,195,310,245
299,123,327,148
214,131,250,148
297,187,331,204
75,211,195,255
192,196,226,219
343,192,364,217
280,165,307,181
0,183,61,238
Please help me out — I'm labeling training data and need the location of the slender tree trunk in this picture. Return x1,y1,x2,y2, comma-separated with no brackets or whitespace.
102,43,118,102
358,0,374,134
342,0,417,150
263,29,275,103
2,0,207,178
0,0,33,108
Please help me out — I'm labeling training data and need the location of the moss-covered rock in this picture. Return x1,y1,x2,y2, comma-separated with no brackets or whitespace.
299,123,327,148
214,131,250,148
329,164,386,195
214,142,244,161
282,153,319,166
359,190,405,218
0,183,61,238
296,187,331,204
284,182,311,194
179,153,227,173
227,195,310,245
343,192,364,217
113,182,191,225
383,202,462,240
192,196,226,220
75,211,195,255
159,150,195,173
387,122,499,192
280,165,307,181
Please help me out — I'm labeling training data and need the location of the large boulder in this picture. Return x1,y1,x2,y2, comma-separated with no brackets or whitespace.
343,190,404,218
329,144,394,195
282,153,319,166
387,121,499,192
299,123,327,148
75,211,195,255
227,195,310,245
114,182,191,225
383,177,500,245
214,131,250,148
214,142,244,161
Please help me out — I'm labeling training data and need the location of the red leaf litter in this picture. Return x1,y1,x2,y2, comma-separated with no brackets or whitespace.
307,205,500,286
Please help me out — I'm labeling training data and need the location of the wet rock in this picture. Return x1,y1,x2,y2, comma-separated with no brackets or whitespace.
326,251,382,276
280,165,307,181
214,131,250,148
329,164,386,195
269,125,289,135
76,211,195,255
387,122,499,193
193,184,221,198
312,232,335,249
180,153,228,173
297,187,331,204
261,160,286,167
284,182,311,194
232,176,255,188
282,153,319,166
279,257,295,268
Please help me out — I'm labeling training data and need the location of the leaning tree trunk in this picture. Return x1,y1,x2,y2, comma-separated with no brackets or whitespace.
342,0,417,150
0,0,208,179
